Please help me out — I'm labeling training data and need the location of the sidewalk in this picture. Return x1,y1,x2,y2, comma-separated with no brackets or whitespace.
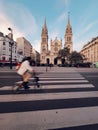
0,66,98,73
0,66,49,73
0,66,16,72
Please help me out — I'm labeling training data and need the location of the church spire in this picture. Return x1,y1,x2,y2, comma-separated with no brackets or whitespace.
64,12,73,53
44,18,47,29
67,12,71,27
66,12,72,33
68,12,70,25
41,18,48,36
40,18,48,58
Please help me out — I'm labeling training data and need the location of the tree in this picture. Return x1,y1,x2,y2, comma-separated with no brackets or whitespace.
57,47,70,64
69,51,83,64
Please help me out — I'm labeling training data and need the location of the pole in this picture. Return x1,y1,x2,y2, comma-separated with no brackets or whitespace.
10,43,13,69
8,27,13,69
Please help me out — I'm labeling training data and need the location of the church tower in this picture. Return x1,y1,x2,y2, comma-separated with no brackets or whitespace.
64,13,73,53
40,19,48,64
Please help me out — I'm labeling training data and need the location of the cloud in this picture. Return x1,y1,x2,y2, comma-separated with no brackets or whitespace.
49,29,59,40
0,1,38,41
73,40,85,52
81,21,97,36
73,19,98,52
0,2,23,39
64,0,70,8
49,10,68,41
55,0,70,9
32,40,41,53
57,12,67,23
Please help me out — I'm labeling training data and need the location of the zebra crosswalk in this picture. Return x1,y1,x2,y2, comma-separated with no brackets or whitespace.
0,69,98,130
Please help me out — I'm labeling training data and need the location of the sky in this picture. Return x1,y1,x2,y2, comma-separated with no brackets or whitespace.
0,0,98,53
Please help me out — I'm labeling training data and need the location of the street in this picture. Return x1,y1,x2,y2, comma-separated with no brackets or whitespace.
0,67,98,130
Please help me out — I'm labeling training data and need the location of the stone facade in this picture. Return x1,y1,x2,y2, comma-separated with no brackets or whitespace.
81,36,98,64
40,15,73,65
16,37,32,58
0,32,17,63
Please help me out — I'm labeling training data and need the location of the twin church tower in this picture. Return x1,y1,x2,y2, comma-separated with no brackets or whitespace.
40,14,73,65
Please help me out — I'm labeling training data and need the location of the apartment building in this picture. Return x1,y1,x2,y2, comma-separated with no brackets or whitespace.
0,32,17,64
31,48,40,65
16,37,32,58
80,36,98,64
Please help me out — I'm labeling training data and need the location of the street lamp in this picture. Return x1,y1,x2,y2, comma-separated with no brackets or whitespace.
8,27,14,69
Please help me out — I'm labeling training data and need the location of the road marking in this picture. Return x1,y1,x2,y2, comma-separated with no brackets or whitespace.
39,80,89,83
30,77,85,80
0,90,98,102
0,106,98,129
44,84,94,88
0,83,94,90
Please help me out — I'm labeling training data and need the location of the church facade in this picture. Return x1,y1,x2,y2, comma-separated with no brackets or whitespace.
40,15,73,65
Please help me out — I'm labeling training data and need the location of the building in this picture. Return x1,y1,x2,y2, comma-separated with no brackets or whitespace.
80,36,98,64
16,37,32,61
64,15,73,53
40,15,73,65
31,48,40,65
16,37,40,63
0,32,17,64
0,33,39,64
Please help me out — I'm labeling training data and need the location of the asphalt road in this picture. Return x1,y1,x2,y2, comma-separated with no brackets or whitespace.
0,68,98,88
0,67,98,130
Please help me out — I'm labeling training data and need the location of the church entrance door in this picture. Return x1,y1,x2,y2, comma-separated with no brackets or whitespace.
54,58,57,65
46,58,50,65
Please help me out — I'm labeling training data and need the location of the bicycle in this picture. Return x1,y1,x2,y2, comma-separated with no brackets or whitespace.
12,74,41,93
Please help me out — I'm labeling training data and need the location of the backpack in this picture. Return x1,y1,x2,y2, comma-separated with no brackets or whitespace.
16,62,21,70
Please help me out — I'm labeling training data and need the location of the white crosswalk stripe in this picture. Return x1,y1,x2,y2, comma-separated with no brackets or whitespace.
0,91,98,102
0,107,98,130
0,69,97,130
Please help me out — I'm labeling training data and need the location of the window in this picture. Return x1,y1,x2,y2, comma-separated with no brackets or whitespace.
55,42,58,46
42,56,45,59
42,45,46,51
2,57,5,61
42,48,45,51
42,38,46,42
67,37,71,41
3,42,5,45
54,47,58,52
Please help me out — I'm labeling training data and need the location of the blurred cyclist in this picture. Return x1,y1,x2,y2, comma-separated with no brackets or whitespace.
17,56,34,90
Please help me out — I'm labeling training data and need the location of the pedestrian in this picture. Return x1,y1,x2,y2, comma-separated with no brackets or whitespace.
16,56,34,90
